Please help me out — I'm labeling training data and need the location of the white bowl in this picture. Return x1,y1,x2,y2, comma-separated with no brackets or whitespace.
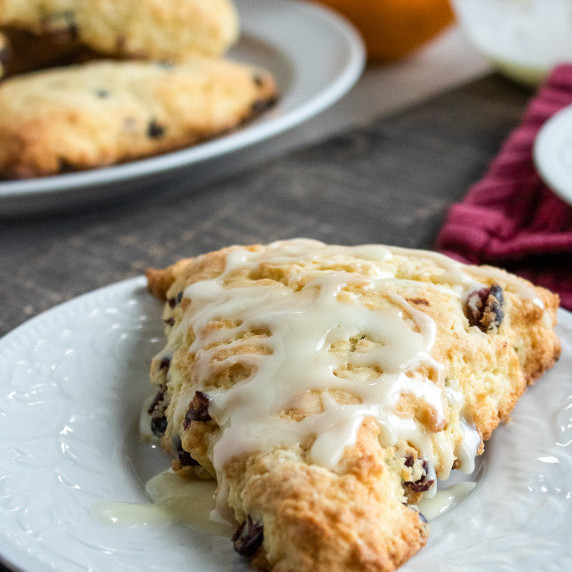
452,0,572,86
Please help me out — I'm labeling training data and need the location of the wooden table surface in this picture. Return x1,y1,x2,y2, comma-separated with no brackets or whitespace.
0,72,530,571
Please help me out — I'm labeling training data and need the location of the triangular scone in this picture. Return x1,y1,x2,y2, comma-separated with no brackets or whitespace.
145,239,561,572
0,57,277,178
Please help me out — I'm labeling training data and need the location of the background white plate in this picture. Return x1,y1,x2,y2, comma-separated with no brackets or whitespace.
0,277,570,572
0,0,365,217
534,103,572,207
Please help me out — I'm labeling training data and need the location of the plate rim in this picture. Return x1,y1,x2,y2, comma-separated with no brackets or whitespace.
533,102,572,207
0,0,365,204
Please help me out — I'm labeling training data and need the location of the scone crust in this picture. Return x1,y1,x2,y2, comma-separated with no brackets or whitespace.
226,419,429,572
0,59,277,178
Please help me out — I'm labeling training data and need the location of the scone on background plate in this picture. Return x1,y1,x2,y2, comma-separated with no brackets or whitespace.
0,0,281,180
0,31,6,78
0,0,239,62
144,239,561,572
0,58,278,178
0,26,104,80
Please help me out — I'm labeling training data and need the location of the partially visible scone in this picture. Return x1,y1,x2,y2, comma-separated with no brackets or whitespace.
0,0,239,61
0,58,278,178
0,32,6,78
145,239,560,572
0,27,99,80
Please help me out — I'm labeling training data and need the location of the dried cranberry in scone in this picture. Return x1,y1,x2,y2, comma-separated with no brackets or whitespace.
232,516,264,558
184,391,212,428
467,284,505,332
148,384,168,438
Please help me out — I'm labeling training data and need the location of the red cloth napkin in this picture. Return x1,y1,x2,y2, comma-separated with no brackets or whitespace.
437,64,572,310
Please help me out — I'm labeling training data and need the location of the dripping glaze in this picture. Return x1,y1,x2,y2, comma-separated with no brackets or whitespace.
154,240,545,511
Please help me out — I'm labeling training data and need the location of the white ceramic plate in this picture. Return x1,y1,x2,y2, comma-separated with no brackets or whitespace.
0,277,570,572
534,103,572,206
0,0,365,216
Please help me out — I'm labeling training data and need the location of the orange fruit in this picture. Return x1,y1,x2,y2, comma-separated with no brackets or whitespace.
314,0,455,62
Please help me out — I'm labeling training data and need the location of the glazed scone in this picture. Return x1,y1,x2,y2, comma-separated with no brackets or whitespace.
145,239,560,572
0,58,277,178
0,0,239,61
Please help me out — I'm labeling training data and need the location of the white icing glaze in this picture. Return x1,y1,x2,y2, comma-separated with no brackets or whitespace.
96,468,475,534
417,481,477,521
185,267,444,473
94,470,233,537
96,470,475,534
465,265,545,308
388,244,545,308
170,241,470,478
457,420,483,475
444,385,482,476
159,240,536,492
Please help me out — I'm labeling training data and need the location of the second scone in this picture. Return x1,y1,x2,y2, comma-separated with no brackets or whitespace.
0,58,278,178
0,0,239,61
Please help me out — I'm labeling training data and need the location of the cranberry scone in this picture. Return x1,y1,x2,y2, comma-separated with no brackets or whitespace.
0,0,239,61
145,239,560,572
0,58,277,178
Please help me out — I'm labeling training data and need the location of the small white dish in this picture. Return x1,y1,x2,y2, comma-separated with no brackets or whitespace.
452,0,572,87
534,103,572,206
0,0,365,216
0,277,570,571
